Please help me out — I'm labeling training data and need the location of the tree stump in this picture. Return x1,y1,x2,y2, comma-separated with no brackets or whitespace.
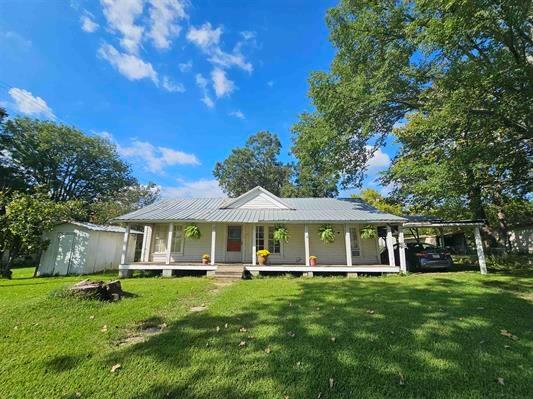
69,279,125,301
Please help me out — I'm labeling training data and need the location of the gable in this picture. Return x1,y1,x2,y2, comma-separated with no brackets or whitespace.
223,186,291,210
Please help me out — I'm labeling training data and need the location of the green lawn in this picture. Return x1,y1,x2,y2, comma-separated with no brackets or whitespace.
1,268,532,399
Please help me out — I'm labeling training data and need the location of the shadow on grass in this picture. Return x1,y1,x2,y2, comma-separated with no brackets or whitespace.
45,353,91,372
101,277,532,399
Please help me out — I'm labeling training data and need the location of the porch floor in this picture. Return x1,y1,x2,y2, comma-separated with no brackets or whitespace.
119,262,400,276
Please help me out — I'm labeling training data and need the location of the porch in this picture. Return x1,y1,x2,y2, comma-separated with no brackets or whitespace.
118,261,399,278
118,222,407,278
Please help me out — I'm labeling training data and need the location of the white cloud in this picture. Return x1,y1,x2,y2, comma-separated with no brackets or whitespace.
201,95,214,108
229,110,245,119
118,139,200,173
240,31,256,40
101,0,144,54
178,60,192,72
161,76,185,93
147,0,187,49
8,88,55,119
98,43,158,83
1,31,32,47
161,179,225,198
211,67,234,98
195,73,214,108
186,22,253,73
80,11,99,32
186,22,222,49
365,146,391,169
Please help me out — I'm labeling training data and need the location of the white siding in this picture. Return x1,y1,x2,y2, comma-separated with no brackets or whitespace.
236,192,287,209
150,223,225,263
38,224,137,275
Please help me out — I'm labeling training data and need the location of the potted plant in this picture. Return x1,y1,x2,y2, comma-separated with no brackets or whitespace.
318,224,336,243
309,255,318,266
360,225,377,239
202,254,210,265
256,249,271,265
273,225,289,243
184,224,201,240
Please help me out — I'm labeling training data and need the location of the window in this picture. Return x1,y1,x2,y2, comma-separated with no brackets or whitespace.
256,226,265,250
153,224,168,253
350,227,360,257
153,224,183,253
268,226,281,254
171,225,183,253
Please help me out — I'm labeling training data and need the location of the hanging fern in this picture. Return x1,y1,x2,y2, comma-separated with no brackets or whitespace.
184,224,201,239
318,224,336,244
360,225,377,239
273,225,289,243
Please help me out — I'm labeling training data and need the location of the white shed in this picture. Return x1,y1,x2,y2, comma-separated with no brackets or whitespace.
37,222,141,276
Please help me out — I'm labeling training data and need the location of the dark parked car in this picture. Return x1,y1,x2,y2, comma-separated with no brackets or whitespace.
381,243,453,272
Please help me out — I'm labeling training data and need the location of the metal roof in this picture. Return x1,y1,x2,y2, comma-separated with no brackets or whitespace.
67,221,143,234
114,197,406,224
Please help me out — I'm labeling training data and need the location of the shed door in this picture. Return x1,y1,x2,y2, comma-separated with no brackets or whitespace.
53,233,76,275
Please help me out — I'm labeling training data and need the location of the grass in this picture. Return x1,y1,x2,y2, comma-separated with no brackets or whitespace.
1,267,532,398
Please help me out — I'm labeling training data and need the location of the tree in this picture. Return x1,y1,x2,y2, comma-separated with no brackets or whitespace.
0,191,85,278
0,117,135,202
353,188,402,216
289,113,340,197
292,0,532,245
89,182,161,224
213,132,293,197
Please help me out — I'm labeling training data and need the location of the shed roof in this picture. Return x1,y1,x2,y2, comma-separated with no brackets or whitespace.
67,221,143,234
114,190,406,224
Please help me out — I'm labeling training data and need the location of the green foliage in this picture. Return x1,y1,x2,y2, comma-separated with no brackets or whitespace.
213,131,293,197
360,225,377,240
0,191,85,277
89,183,160,224
291,0,532,228
290,113,340,197
184,224,202,240
272,225,289,243
0,117,135,201
354,189,403,216
318,224,336,244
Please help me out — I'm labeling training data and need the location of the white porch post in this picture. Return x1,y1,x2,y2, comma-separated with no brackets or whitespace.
166,223,174,265
140,225,149,262
304,224,310,266
120,224,130,265
344,224,352,266
386,225,396,267
143,224,153,262
210,223,216,265
252,224,257,265
398,225,407,273
474,227,488,275
439,227,445,248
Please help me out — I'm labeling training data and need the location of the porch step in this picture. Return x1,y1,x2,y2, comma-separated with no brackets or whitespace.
214,265,244,280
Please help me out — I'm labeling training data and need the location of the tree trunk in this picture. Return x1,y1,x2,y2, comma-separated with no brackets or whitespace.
465,169,497,248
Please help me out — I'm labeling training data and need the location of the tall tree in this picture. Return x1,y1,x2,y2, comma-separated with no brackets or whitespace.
89,182,161,224
0,117,135,202
213,131,293,197
290,113,340,197
292,0,532,244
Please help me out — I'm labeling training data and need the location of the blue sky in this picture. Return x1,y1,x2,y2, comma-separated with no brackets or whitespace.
0,0,398,198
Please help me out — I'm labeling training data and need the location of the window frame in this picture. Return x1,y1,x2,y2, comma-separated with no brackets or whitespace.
171,224,184,254
255,225,283,256
349,227,361,257
153,224,168,254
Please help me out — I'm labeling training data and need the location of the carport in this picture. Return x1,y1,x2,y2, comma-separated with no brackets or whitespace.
402,217,487,274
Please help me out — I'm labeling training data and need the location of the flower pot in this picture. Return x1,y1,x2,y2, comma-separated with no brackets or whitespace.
258,255,268,265
309,258,317,266
202,258,209,265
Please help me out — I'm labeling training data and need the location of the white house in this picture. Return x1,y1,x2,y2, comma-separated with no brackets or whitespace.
114,186,414,278
37,222,140,276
